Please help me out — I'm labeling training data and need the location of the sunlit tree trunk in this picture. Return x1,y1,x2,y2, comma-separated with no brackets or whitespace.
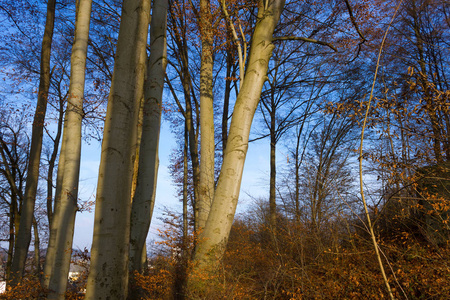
198,0,215,230
44,0,92,298
85,0,150,298
191,0,285,280
46,97,64,229
129,0,168,274
42,120,67,288
9,0,56,285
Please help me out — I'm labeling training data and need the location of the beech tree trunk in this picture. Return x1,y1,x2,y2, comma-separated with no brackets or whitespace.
9,0,56,285
198,0,215,230
46,96,64,229
42,120,67,288
129,0,168,274
85,0,150,298
44,0,92,298
191,0,285,279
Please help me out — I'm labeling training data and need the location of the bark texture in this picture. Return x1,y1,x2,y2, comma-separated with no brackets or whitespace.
85,0,150,298
45,0,92,298
9,0,56,285
129,0,168,274
198,0,215,230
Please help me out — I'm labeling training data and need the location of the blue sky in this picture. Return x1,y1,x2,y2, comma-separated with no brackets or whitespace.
72,118,272,249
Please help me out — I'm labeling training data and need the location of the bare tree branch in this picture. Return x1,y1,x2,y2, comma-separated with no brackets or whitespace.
273,36,338,52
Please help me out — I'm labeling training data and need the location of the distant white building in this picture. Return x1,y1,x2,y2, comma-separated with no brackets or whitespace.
68,263,86,281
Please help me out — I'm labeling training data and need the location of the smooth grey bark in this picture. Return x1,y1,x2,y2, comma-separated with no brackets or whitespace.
198,0,215,230
42,120,67,288
45,0,92,298
85,0,150,298
9,0,56,285
191,0,285,274
129,0,168,274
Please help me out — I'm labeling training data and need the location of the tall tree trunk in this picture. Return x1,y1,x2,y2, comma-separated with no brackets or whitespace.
9,0,56,285
45,0,92,298
184,79,200,231
129,0,168,274
42,120,67,288
85,0,150,298
190,0,285,283
198,0,215,230
46,96,65,229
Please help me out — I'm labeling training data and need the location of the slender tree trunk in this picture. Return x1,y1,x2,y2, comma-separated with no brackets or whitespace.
32,216,41,278
269,102,277,233
183,122,189,242
190,0,285,282
46,97,64,229
85,0,150,298
42,120,67,288
198,0,215,230
294,130,301,222
169,5,201,229
129,0,168,274
9,0,56,285
0,143,19,281
6,198,15,281
45,0,92,298
184,81,201,231
222,54,231,152
221,36,236,152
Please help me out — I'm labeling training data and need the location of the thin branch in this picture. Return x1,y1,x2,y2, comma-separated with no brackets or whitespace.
273,36,338,52
165,74,186,117
220,0,245,87
359,1,403,299
343,0,366,42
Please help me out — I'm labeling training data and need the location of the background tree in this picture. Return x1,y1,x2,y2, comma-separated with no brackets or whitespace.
9,0,56,285
85,0,151,298
129,0,168,276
